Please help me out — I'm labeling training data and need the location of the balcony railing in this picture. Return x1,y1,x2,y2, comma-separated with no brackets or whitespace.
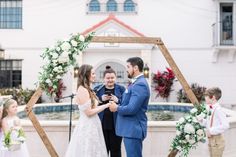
212,21,234,47
86,2,138,14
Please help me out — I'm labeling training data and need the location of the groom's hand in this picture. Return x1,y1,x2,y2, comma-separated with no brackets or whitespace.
109,101,118,112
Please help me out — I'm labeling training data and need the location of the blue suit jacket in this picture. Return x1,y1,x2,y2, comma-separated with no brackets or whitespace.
94,83,126,126
116,75,150,140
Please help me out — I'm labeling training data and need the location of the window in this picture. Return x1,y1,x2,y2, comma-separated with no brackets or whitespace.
124,0,135,12
220,3,233,45
89,0,100,12
107,0,117,12
94,62,129,87
0,59,22,88
0,0,22,29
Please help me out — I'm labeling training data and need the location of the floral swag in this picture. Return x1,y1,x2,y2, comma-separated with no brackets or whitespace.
170,104,211,157
38,32,94,96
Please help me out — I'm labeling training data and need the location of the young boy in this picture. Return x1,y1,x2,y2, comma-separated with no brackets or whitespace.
204,87,229,157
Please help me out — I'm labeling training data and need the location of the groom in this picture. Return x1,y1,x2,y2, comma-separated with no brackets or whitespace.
109,57,150,157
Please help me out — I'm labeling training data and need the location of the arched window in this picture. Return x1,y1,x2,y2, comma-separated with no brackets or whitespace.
107,0,117,12
89,0,100,12
124,0,135,12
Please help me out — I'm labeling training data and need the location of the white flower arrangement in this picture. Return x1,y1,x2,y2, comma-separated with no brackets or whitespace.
3,128,26,151
170,104,211,157
39,32,94,95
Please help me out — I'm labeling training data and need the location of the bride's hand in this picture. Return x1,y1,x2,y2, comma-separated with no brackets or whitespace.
105,102,111,108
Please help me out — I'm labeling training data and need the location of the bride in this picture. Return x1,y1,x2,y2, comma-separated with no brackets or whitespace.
65,64,109,157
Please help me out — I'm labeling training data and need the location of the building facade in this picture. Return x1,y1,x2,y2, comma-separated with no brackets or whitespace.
0,0,236,105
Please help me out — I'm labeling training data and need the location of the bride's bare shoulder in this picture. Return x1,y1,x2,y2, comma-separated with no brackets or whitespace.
76,86,90,104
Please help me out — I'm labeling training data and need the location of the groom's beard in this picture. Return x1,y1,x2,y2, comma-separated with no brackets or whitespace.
127,70,134,79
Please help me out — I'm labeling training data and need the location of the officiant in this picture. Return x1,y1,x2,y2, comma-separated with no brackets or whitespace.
94,65,125,157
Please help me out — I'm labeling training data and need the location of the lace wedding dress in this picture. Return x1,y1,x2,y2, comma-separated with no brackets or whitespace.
65,100,108,157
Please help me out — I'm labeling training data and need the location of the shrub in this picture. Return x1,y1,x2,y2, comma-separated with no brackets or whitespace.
177,83,206,103
0,87,42,105
152,67,176,99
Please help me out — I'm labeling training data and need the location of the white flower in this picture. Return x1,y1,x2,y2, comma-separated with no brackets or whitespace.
58,52,70,63
79,35,85,42
192,117,198,123
53,85,57,89
56,75,62,79
197,113,206,121
185,134,190,140
71,40,77,47
178,117,185,124
61,42,71,51
196,129,205,138
45,79,51,84
53,67,59,72
176,146,181,150
17,136,26,142
190,108,198,114
56,47,61,52
184,123,195,134
52,53,59,59
176,130,181,136
188,138,196,145
185,115,191,120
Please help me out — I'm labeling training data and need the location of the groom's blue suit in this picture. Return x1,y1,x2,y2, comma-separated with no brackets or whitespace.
116,75,150,157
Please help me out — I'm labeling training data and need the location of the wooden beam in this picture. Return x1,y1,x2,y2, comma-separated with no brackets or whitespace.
25,87,59,157
157,40,199,157
27,110,59,157
157,40,199,105
92,36,162,45
25,87,43,114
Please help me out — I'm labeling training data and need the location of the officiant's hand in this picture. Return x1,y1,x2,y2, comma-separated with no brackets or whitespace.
102,94,111,101
109,101,118,112
110,94,118,103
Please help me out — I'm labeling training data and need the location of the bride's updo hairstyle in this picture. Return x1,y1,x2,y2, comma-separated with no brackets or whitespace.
77,64,97,108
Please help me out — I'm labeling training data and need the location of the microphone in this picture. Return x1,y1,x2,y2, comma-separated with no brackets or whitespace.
54,93,76,102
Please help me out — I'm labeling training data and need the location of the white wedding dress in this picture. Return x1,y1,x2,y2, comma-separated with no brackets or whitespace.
65,100,108,157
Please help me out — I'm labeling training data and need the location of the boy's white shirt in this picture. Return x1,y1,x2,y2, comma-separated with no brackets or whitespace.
202,103,229,135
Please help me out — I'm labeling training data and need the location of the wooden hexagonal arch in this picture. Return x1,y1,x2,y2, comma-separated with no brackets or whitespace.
24,36,199,157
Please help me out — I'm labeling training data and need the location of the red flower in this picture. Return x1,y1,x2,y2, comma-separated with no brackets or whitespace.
152,67,176,99
56,79,66,99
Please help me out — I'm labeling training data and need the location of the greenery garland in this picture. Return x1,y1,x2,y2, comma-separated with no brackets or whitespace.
170,104,211,157
38,32,94,96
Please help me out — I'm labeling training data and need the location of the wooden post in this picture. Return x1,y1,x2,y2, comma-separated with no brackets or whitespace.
157,40,199,106
157,40,199,157
25,87,59,157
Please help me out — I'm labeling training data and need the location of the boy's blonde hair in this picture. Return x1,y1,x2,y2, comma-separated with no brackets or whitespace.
204,87,222,100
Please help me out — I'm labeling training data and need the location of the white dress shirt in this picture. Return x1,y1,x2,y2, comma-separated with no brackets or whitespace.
204,103,230,135
131,74,144,84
